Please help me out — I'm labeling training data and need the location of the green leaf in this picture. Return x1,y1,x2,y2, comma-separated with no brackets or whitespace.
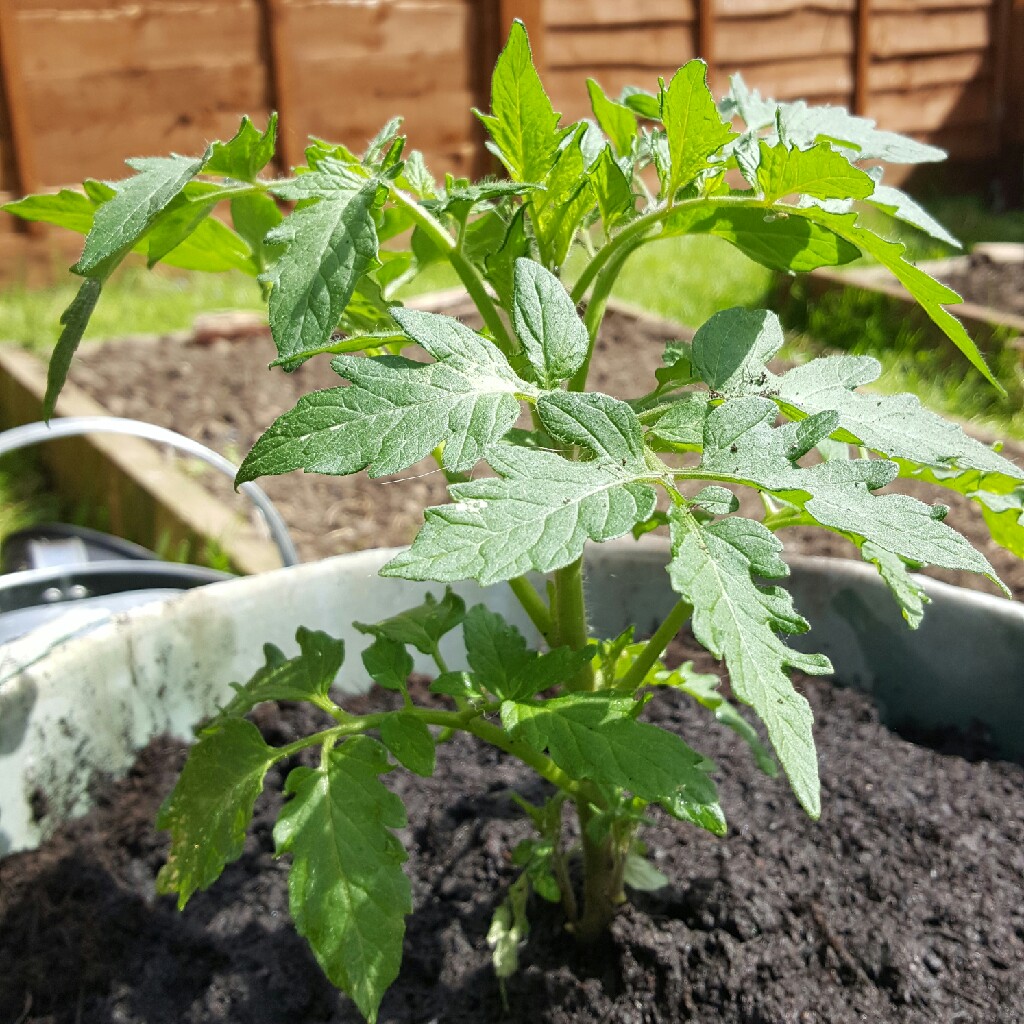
460,208,514,271
695,395,1003,588
756,141,874,204
477,20,567,184
231,192,284,274
361,636,414,692
866,182,960,249
429,180,538,213
657,662,776,775
237,309,528,482
689,306,1022,483
488,876,530,980
667,510,829,817
429,670,479,699
663,204,859,272
379,713,435,776
621,86,662,120
3,183,255,275
274,737,410,1024
623,852,669,892
355,588,466,656
44,278,102,418
75,154,205,276
152,213,257,274
215,627,344,719
900,462,1024,560
589,146,637,235
660,61,737,198
724,80,945,164
511,258,589,385
860,542,929,629
532,127,593,267
2,188,99,233
586,79,638,158
792,209,999,389
462,604,593,700
363,117,404,166
270,158,370,202
777,99,945,164
691,307,783,395
485,206,531,308
648,394,711,449
398,150,437,197
156,718,276,908
204,114,278,181
262,181,379,363
537,391,647,464
772,353,1023,479
142,195,214,267
502,693,724,833
383,444,657,585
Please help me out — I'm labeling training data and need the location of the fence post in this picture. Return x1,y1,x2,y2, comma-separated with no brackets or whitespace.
697,0,717,90
853,0,871,115
0,0,42,225
499,0,545,70
261,0,304,172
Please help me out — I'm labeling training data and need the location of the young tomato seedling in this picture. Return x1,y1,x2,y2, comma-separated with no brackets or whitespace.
8,23,1022,1023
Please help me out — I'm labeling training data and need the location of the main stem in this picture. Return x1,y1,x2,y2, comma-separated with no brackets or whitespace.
549,553,629,936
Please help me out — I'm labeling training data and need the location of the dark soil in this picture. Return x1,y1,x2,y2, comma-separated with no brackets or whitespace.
2,644,1023,1024
67,306,1024,601
5,299,1016,1022
938,252,1024,319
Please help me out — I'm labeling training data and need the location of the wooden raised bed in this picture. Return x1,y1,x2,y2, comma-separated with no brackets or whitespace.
774,242,1024,368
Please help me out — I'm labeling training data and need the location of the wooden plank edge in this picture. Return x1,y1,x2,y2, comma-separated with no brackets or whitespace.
773,257,1024,364
0,346,284,575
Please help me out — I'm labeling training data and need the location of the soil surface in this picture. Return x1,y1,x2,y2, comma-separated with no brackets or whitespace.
2,641,1023,1024
67,306,1024,601
938,253,1024,319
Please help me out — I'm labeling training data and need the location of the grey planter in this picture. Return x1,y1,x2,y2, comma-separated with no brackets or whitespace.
2,539,1022,858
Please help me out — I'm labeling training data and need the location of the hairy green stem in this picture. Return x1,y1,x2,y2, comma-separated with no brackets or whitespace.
508,575,554,641
569,193,763,308
552,558,594,691
572,801,626,942
616,598,694,694
275,704,596,804
568,241,642,393
388,187,516,357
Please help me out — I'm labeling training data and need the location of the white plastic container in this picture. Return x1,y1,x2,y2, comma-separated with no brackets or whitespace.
2,541,1022,857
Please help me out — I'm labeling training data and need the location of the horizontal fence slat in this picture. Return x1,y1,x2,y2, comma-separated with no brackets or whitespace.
870,79,995,131
720,55,855,99
870,51,986,90
547,0,696,26
717,0,854,13
31,111,269,186
547,24,696,68
870,9,992,55
278,1,472,63
26,64,267,127
717,10,854,62
17,1,264,79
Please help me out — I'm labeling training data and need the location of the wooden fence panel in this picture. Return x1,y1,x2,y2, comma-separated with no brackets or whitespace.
0,0,1019,280
273,0,483,177
6,0,270,188
542,0,1007,170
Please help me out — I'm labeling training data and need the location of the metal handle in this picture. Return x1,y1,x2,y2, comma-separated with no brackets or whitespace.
0,417,299,568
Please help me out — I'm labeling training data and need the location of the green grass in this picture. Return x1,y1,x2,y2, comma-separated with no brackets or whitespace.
395,235,774,327
0,451,59,549
780,284,1024,439
0,262,265,351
